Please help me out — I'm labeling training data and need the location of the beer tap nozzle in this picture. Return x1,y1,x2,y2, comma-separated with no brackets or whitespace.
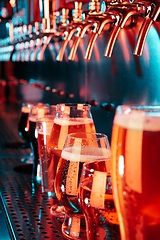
68,0,100,61
56,27,78,61
105,6,144,57
84,14,117,60
134,1,160,56
68,22,93,61
56,1,83,61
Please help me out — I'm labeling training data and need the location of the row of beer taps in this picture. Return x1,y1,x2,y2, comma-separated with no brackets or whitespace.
0,0,160,62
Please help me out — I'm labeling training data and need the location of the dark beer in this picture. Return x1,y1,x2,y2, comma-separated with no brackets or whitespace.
18,104,31,146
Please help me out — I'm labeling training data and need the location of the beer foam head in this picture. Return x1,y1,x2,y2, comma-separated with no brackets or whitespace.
54,118,93,126
22,106,31,113
61,146,110,162
114,108,160,131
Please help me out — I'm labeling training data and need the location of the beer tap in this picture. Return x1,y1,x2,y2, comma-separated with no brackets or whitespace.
134,0,160,56
68,22,94,61
35,0,63,61
104,0,151,57
56,1,83,61
84,8,118,60
68,0,101,61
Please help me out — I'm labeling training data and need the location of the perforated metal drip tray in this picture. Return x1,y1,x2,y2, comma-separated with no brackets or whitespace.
0,103,65,240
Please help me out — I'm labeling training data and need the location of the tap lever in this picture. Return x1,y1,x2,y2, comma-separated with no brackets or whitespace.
56,27,78,61
84,14,117,60
104,1,149,58
134,1,160,56
69,22,94,61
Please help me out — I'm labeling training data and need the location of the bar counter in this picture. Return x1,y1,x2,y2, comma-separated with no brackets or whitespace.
0,101,66,240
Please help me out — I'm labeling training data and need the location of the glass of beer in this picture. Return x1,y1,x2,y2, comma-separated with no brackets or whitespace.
79,160,120,240
36,109,57,195
29,103,51,179
48,103,96,218
18,103,33,163
55,132,110,239
111,105,160,240
18,102,32,148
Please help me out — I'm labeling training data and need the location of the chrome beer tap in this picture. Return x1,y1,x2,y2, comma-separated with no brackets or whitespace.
69,0,102,61
104,0,151,57
84,1,118,60
56,1,84,61
134,0,160,56
35,0,63,61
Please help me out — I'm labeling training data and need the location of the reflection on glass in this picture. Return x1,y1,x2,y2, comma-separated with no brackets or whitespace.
48,103,96,219
79,160,120,240
55,132,110,239
29,103,50,178
36,111,57,195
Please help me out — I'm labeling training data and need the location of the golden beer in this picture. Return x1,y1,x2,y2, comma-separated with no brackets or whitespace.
79,165,120,240
55,146,108,211
111,105,160,240
48,117,96,184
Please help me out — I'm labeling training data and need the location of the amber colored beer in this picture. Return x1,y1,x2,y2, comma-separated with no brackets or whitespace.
79,176,120,240
38,130,58,194
111,107,160,240
48,118,96,152
55,146,109,212
48,118,96,187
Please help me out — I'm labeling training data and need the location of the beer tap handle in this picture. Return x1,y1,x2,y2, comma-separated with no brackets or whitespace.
56,27,78,61
38,34,54,60
105,23,121,58
68,22,93,61
84,15,116,60
84,31,98,60
69,0,102,60
134,2,160,56
56,1,84,61
105,7,145,58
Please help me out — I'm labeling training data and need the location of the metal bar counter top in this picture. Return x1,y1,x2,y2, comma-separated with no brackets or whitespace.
0,101,65,240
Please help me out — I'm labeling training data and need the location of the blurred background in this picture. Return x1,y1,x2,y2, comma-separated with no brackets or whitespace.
0,0,160,141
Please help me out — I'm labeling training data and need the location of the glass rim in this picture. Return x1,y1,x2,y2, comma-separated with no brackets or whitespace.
57,103,91,108
117,105,160,112
66,132,109,140
30,103,50,109
36,115,55,122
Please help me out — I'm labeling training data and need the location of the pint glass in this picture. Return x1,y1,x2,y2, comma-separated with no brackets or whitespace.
29,103,51,178
36,112,56,195
111,105,160,240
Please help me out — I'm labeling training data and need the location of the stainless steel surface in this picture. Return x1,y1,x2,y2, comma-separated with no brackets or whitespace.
0,102,65,240
0,194,12,240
